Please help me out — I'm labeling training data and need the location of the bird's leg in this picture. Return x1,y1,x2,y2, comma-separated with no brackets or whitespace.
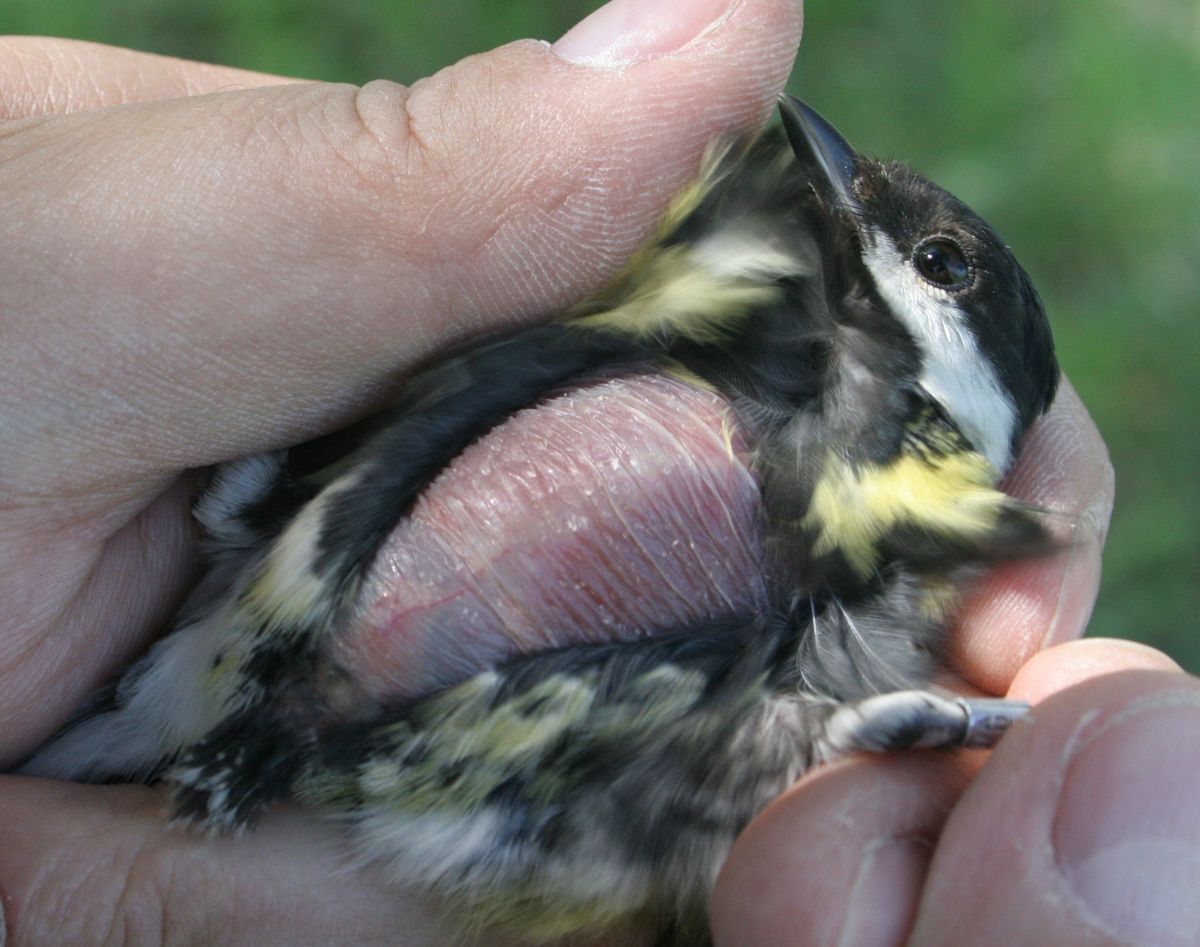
816,690,1030,762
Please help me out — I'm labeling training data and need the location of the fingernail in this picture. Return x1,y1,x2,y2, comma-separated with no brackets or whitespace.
552,0,737,68
837,836,932,947
1054,701,1200,946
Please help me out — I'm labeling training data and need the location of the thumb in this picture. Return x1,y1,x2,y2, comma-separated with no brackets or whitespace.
0,0,802,505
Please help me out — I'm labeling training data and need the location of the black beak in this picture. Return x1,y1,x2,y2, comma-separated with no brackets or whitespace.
778,94,859,210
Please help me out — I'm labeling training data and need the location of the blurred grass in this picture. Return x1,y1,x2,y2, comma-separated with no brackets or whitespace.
3,0,1197,669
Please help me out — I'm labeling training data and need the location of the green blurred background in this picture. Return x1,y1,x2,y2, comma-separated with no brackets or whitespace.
3,0,1197,668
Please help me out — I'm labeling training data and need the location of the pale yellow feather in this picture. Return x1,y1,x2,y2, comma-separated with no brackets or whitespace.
803,451,1004,579
565,137,807,344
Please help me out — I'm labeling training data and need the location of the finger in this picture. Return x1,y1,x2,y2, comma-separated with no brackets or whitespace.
0,776,441,947
711,754,966,947
1008,638,1181,706
910,670,1200,947
710,646,1181,947
0,37,297,119
0,0,802,511
0,477,199,765
952,377,1115,694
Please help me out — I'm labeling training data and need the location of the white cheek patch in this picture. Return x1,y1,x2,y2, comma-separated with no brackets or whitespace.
861,229,1017,472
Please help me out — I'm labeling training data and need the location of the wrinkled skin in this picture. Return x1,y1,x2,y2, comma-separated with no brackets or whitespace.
338,373,766,700
0,5,1192,946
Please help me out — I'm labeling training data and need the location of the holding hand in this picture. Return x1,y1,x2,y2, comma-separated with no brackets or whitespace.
0,1,1190,944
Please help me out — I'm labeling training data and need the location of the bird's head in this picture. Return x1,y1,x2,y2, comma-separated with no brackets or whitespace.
779,95,1059,472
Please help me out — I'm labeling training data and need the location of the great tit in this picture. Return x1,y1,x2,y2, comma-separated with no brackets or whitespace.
20,96,1060,945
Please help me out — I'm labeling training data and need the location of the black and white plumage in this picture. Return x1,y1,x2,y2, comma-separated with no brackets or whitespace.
20,97,1059,945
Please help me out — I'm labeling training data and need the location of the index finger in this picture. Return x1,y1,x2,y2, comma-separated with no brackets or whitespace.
0,37,296,118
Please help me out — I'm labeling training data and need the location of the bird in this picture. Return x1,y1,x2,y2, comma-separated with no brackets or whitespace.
19,95,1061,946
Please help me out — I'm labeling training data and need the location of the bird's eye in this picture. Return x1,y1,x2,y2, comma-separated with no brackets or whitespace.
913,239,972,290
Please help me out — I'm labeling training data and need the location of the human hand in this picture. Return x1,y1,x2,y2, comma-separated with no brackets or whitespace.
1,2,1188,946
0,0,804,941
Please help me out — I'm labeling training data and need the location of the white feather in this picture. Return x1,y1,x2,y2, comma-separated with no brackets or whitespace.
690,227,815,283
861,229,1017,471
353,807,525,888
194,451,285,548
17,605,235,780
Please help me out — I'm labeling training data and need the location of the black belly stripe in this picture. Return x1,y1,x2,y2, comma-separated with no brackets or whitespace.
313,324,654,601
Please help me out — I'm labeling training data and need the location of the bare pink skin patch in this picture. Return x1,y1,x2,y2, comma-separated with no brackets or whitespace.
332,372,766,701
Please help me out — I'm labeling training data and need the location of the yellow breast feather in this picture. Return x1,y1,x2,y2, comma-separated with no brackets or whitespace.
803,449,1005,579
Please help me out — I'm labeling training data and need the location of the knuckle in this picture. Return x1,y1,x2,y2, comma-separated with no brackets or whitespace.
314,78,441,204
345,78,430,186
86,826,217,947
102,838,174,947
